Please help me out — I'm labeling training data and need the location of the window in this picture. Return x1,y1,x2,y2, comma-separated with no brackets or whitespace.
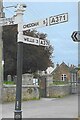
33,78,38,85
61,74,67,81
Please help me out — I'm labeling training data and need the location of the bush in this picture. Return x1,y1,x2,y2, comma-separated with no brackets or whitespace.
3,81,15,85
52,81,68,85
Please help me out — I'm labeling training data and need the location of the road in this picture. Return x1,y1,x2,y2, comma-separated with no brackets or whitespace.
1,94,78,119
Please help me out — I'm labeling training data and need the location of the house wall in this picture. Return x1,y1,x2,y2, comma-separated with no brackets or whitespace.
53,64,70,81
78,70,80,79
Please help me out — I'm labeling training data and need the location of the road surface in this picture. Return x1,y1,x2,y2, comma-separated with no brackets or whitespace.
1,94,78,119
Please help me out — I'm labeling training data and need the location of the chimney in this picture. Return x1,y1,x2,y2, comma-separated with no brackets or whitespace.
73,65,74,68
56,63,59,67
70,64,74,68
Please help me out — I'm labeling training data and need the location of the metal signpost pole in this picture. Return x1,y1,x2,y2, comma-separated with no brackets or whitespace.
14,4,26,119
14,41,23,119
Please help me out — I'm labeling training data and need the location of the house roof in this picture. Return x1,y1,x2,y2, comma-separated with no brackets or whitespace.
52,62,69,72
52,62,77,74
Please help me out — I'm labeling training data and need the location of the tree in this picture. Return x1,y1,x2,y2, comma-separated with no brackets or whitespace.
3,25,53,80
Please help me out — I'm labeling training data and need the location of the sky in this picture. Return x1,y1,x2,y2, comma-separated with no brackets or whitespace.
3,1,78,67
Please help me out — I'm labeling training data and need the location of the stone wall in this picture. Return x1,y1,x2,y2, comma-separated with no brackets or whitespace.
13,73,33,85
22,74,33,85
48,84,71,98
2,84,39,102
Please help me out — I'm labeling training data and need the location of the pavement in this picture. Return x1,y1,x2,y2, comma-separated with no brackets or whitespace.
0,94,78,119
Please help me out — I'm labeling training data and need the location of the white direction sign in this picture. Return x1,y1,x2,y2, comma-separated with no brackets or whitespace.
0,17,15,26
20,35,48,46
23,13,68,31
49,13,68,25
23,35,39,46
23,18,48,31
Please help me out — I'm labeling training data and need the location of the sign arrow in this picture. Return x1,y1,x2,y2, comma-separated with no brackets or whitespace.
71,31,80,42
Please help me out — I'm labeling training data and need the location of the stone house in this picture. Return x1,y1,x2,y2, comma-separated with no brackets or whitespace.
52,62,77,82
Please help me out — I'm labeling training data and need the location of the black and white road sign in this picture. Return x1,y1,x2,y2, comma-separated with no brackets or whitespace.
23,35,39,46
49,13,68,25
71,31,80,42
0,17,15,26
19,35,48,46
23,13,68,31
23,18,48,31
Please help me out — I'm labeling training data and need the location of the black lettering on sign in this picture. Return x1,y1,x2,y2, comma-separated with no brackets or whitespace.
36,39,39,43
51,17,55,23
43,18,48,26
59,15,62,21
24,37,34,43
24,38,26,41
8,21,14,24
55,16,59,22
27,38,29,42
63,15,65,20
23,22,39,29
49,13,68,25
29,38,34,42
40,40,45,45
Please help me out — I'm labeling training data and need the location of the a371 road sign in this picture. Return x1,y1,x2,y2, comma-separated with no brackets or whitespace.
19,35,48,46
23,13,68,31
71,31,80,42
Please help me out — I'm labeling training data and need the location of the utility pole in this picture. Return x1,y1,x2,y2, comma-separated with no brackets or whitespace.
0,0,3,87
0,2,26,119
14,4,26,119
0,0,5,119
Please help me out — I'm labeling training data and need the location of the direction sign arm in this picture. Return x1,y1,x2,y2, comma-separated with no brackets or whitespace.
23,13,68,31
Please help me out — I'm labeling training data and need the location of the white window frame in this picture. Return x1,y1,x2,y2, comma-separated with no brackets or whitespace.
61,74,67,81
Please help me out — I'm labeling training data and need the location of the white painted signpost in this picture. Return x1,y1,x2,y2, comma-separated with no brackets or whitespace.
0,3,68,119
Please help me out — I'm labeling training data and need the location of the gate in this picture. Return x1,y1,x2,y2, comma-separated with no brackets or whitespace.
70,71,78,94
39,76,47,98
70,81,78,94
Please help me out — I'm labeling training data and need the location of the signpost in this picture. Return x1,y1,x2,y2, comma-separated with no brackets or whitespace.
1,3,68,119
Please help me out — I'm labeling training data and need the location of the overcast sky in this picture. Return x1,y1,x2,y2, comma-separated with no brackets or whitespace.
3,1,78,67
